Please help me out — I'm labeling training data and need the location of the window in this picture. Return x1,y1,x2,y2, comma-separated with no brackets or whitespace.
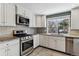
47,15,70,34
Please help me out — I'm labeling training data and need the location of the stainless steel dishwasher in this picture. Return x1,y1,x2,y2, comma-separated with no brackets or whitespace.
73,39,79,56
66,37,79,56
66,37,73,55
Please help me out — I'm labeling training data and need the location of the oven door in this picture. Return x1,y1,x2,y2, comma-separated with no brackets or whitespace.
21,40,33,55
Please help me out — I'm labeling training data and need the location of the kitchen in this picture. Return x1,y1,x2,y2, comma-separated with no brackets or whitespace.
0,3,79,56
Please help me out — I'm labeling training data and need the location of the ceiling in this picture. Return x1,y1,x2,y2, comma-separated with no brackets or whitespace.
16,3,79,15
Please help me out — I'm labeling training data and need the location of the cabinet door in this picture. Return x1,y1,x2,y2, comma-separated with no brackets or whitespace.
71,7,79,29
39,35,44,46
0,39,19,56
7,43,19,56
24,9,30,18
44,36,49,47
36,15,42,27
30,15,46,27
39,35,46,46
56,37,65,52
7,39,19,56
29,12,36,27
0,42,7,56
33,35,39,48
41,15,46,27
0,4,5,26
0,47,6,56
17,6,25,16
49,37,56,49
4,4,16,26
29,14,36,27
39,35,49,47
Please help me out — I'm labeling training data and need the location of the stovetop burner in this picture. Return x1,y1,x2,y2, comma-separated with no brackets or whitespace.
13,33,32,37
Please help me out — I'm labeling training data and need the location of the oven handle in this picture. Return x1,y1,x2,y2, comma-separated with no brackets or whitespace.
21,39,33,43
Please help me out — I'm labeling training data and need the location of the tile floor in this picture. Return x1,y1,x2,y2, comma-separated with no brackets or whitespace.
29,47,69,56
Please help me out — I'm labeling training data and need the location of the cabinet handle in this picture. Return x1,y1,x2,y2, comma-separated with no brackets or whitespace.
6,44,8,45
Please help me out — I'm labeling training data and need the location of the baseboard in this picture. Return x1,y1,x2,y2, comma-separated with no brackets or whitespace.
39,45,74,56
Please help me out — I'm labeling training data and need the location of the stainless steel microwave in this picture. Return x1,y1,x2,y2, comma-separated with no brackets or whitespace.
16,14,29,26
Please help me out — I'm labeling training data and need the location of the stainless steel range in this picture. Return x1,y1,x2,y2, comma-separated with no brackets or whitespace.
13,30,33,56
21,36,33,56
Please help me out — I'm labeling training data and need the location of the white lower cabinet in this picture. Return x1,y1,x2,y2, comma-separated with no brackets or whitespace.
49,37,56,49
39,35,44,46
0,38,19,56
33,34,39,48
39,35,65,52
56,37,65,52
33,34,65,52
39,35,49,47
0,44,7,56
43,36,49,47
49,36,65,52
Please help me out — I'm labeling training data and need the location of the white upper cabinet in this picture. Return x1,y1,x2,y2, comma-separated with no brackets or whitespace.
71,7,79,29
41,15,46,27
24,9,30,18
16,5,46,27
29,14,46,27
35,15,46,27
17,6,25,17
0,4,16,26
17,5,36,27
17,5,31,18
36,15,42,27
0,4,5,26
29,14,36,27
4,4,16,26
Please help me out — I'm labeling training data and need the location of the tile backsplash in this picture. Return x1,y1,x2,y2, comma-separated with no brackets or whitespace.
15,25,36,34
0,27,14,36
36,28,47,33
1,25,79,37
0,25,36,37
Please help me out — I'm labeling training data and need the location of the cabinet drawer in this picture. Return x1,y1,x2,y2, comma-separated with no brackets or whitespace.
7,44,19,56
7,39,19,46
0,41,8,48
0,43,7,48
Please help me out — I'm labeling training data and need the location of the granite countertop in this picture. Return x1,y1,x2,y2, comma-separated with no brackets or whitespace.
39,33,79,38
0,36,18,41
40,33,65,37
63,34,79,38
